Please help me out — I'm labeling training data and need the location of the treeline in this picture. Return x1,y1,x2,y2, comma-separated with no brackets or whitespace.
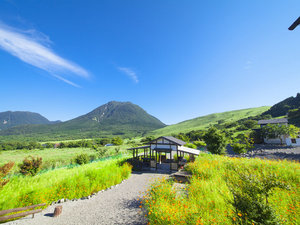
0,137,124,151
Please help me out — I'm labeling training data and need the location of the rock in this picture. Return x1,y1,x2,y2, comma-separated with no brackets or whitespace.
59,199,64,203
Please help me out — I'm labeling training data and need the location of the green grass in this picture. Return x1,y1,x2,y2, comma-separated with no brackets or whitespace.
0,145,133,173
143,154,299,224
149,106,270,136
0,157,132,211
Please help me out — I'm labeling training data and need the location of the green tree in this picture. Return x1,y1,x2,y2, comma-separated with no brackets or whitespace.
262,124,289,145
232,133,254,154
203,127,227,155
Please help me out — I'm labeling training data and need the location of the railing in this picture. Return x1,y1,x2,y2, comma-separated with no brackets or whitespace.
0,203,46,222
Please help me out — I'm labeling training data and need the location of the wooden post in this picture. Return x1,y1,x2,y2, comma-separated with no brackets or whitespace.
170,149,172,171
53,205,62,217
155,150,157,170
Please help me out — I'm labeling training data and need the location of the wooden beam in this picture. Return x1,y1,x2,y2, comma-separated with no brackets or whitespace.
0,204,45,216
0,209,43,222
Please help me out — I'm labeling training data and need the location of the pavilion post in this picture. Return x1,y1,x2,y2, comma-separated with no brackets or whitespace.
155,150,157,170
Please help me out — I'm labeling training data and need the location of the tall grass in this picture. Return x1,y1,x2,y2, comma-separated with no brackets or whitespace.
143,154,299,224
0,158,132,211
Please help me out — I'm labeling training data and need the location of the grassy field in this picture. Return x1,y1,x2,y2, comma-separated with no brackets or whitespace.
0,157,132,211
149,106,270,136
143,154,299,224
0,145,133,173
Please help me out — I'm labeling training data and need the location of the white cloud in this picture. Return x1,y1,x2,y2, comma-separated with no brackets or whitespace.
118,67,139,83
0,22,89,86
244,60,253,70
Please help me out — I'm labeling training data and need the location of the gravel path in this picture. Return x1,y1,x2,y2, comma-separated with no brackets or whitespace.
6,171,169,225
227,144,300,161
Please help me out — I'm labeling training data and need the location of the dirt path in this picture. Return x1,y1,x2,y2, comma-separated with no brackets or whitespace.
6,171,168,225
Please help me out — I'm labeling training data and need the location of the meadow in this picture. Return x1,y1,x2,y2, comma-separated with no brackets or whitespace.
149,106,270,136
0,157,132,211
143,154,299,225
0,142,135,173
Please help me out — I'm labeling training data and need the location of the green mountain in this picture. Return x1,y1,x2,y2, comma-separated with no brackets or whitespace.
149,106,270,136
0,101,165,141
0,111,58,130
263,93,300,117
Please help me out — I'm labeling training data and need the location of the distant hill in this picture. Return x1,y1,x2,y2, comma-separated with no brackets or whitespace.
0,101,165,140
149,106,270,136
0,111,59,130
263,93,300,117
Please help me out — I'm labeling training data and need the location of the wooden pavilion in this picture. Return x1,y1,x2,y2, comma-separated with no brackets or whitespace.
127,136,200,171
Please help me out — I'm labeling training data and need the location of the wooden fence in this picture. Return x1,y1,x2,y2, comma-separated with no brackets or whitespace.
0,203,46,222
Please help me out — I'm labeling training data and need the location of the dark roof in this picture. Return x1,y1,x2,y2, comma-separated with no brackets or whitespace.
257,118,288,125
149,136,186,146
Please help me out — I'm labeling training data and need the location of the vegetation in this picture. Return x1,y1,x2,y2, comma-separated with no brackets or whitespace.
0,158,132,211
149,106,270,136
231,133,254,154
0,101,165,141
0,162,14,188
143,154,299,224
19,156,43,176
263,93,300,118
74,154,90,165
0,111,57,130
203,127,227,155
261,124,299,145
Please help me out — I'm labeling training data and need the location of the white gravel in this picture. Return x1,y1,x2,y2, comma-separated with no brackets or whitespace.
5,171,168,225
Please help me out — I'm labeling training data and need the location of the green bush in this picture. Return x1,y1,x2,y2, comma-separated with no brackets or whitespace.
225,167,290,224
19,156,43,176
193,140,206,148
114,147,120,154
184,143,197,149
111,137,123,145
74,154,89,165
232,134,254,154
97,148,108,158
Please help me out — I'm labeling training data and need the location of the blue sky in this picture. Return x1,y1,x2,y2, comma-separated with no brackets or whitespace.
0,0,299,125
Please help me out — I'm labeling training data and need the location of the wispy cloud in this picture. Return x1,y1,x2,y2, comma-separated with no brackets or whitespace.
118,67,139,83
0,22,89,87
244,60,253,70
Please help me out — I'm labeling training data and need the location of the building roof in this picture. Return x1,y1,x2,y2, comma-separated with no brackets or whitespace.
149,136,186,146
257,118,288,125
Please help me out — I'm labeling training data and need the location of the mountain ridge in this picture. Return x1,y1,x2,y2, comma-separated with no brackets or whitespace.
0,111,60,130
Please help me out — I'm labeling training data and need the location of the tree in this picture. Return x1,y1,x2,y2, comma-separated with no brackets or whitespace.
111,137,123,146
232,133,254,154
262,124,289,145
203,127,227,155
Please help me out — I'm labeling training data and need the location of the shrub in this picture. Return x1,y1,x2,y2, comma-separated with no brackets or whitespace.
97,148,108,158
193,140,206,148
19,156,43,176
0,162,14,188
231,134,254,154
225,167,290,224
74,154,89,165
114,147,120,154
203,127,227,155
184,143,197,149
111,137,123,145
